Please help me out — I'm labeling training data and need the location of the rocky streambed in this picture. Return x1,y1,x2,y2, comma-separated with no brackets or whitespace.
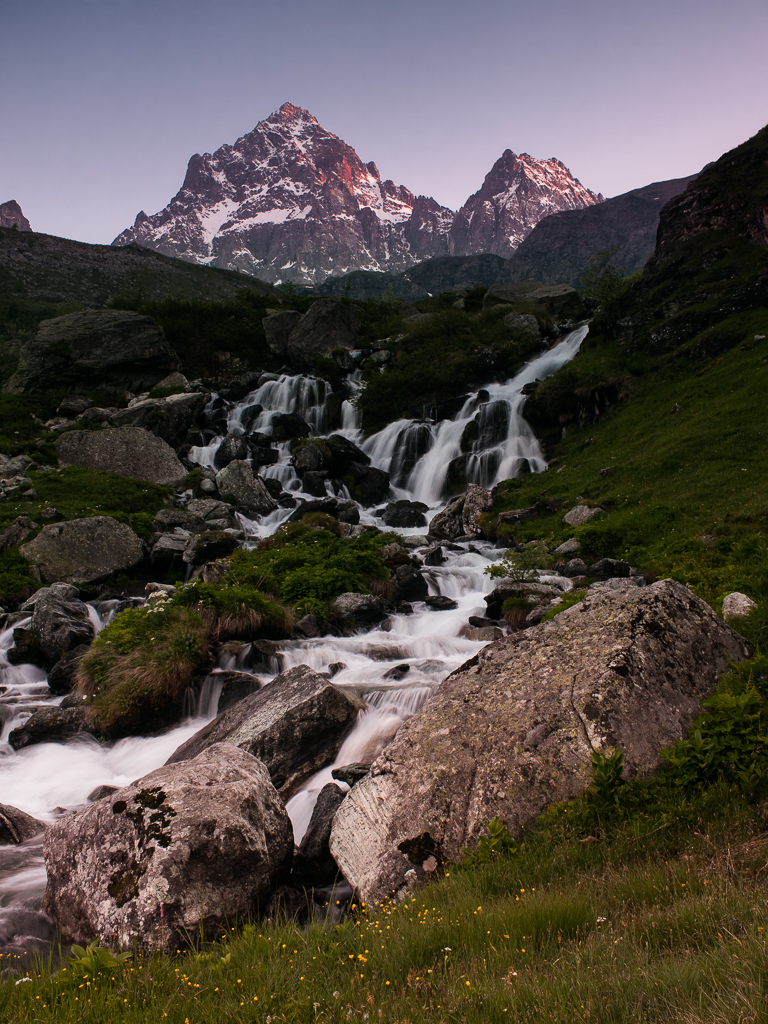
0,324,751,960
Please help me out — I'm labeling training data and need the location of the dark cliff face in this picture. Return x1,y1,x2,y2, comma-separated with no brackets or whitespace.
589,122,768,360
655,125,768,258
113,104,602,286
0,201,31,232
499,175,697,288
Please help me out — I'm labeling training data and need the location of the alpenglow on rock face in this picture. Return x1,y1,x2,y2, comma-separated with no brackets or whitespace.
329,580,751,905
113,103,602,285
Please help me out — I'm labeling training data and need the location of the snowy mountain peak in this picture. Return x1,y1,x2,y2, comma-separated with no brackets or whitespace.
113,108,602,285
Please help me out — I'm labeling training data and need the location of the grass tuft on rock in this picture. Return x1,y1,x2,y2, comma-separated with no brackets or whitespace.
76,600,210,736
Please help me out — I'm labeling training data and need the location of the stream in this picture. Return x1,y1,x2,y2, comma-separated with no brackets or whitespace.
0,325,587,955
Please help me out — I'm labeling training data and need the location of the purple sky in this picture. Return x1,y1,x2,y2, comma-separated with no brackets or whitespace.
3,0,767,245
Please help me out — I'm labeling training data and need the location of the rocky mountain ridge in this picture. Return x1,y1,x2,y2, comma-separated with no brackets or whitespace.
113,102,601,285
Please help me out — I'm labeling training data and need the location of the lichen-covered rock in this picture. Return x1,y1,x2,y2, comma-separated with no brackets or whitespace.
41,744,293,951
3,310,180,394
331,593,387,626
166,665,364,798
462,484,493,536
428,495,465,540
0,515,37,553
214,461,278,516
563,504,603,527
722,592,758,622
56,426,186,486
9,705,100,750
20,517,144,585
330,580,751,905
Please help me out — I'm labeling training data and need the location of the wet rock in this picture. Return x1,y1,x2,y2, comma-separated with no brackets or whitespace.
210,670,262,714
182,531,240,566
214,461,278,516
383,663,410,679
302,471,330,497
462,484,493,536
0,515,37,553
391,565,429,602
331,593,387,627
344,462,390,506
423,545,444,566
0,804,47,845
47,644,91,695
563,504,603,527
111,392,207,448
270,412,311,440
589,558,631,581
21,517,144,586
468,615,497,629
332,763,371,786
563,558,590,578
425,595,459,610
214,435,250,468
87,785,118,803
166,665,365,799
41,743,293,952
295,783,346,885
330,580,751,905
722,592,758,622
4,310,180,395
56,426,187,486
428,496,465,541
288,497,360,525
328,662,347,677
381,500,428,529
9,706,101,750
17,583,93,665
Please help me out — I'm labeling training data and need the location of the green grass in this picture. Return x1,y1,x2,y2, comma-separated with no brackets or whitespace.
77,600,210,736
480,312,768,613
221,522,397,618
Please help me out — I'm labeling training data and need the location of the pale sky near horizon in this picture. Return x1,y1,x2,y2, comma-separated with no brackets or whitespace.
2,0,767,246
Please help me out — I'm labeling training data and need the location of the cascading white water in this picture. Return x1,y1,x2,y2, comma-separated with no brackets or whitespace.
0,324,588,947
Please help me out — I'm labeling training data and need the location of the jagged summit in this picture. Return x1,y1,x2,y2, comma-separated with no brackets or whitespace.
114,105,601,285
0,200,32,232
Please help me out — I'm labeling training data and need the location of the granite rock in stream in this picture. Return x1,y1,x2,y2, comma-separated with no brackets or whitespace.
0,803,47,845
166,665,365,798
20,583,94,665
329,580,751,904
9,706,101,750
111,391,207,448
41,743,293,952
294,783,346,885
214,461,278,516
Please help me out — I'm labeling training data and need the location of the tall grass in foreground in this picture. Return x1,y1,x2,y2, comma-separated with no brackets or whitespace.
3,781,767,1023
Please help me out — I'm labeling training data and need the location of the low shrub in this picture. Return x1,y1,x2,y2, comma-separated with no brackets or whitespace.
172,581,294,640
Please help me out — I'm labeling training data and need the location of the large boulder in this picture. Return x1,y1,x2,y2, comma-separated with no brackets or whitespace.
284,298,362,369
329,580,751,904
3,310,181,394
428,495,465,540
20,583,94,665
462,484,493,536
262,310,304,358
0,515,37,553
56,426,187,486
166,665,365,799
20,516,144,585
214,461,278,516
111,392,207,448
41,744,293,951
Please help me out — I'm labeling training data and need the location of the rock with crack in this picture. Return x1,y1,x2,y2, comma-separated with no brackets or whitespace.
165,665,365,799
41,743,293,951
329,579,751,905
